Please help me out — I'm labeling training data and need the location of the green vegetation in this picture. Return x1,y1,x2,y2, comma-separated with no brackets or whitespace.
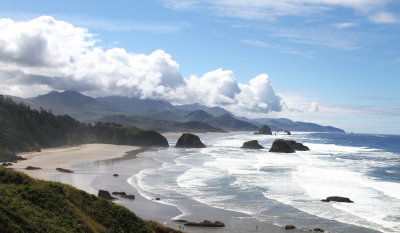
0,167,181,233
0,95,168,162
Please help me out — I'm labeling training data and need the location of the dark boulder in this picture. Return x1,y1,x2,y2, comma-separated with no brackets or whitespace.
184,220,225,227
173,219,189,223
241,140,264,149
56,167,74,173
25,166,41,170
113,174,119,177
321,196,353,203
121,194,135,199
285,225,296,230
269,139,295,153
98,190,116,200
1,162,13,167
112,192,127,195
314,227,325,232
155,197,161,200
133,130,169,147
176,133,206,148
258,125,272,135
284,130,291,135
286,140,310,151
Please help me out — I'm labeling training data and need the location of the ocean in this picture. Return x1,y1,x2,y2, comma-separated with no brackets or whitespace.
129,132,400,233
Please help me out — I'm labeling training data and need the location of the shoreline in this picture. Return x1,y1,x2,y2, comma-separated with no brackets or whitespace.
10,142,385,233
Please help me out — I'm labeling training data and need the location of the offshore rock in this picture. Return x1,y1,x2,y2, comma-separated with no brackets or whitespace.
321,196,354,203
184,220,225,227
176,133,206,148
258,125,272,135
269,139,295,153
98,190,116,200
241,140,264,149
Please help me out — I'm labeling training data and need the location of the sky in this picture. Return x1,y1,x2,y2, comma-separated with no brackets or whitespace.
0,0,399,134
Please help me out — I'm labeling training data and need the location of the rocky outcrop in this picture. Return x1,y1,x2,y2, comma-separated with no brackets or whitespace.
285,225,296,230
286,140,310,151
1,162,13,167
133,130,169,147
321,196,354,203
112,192,126,195
56,167,74,173
258,125,272,135
121,194,135,199
269,139,310,153
241,140,264,149
98,190,116,200
25,166,41,170
175,133,206,148
184,220,225,227
284,130,291,135
113,174,119,177
314,227,325,232
269,139,295,153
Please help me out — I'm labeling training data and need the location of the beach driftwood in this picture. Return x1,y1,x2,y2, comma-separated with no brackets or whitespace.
321,196,354,203
184,220,225,227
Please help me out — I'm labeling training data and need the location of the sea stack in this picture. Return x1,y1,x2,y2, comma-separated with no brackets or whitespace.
269,139,295,153
241,140,264,149
176,133,206,148
258,125,272,135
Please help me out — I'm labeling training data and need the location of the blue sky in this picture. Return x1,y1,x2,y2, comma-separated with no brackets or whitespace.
0,0,399,134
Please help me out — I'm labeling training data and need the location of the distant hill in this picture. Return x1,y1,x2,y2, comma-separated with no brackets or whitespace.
204,113,259,131
6,90,345,133
181,110,214,122
97,115,225,133
254,118,345,133
176,103,230,116
0,167,180,233
28,90,118,120
0,95,168,162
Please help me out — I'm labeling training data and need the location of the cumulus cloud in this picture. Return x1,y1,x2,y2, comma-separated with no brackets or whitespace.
0,16,283,115
369,12,398,24
309,101,319,112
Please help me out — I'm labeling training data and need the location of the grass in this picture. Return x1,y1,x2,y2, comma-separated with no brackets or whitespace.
0,167,182,233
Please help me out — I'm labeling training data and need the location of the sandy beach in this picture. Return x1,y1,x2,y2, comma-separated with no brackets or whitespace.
11,144,183,226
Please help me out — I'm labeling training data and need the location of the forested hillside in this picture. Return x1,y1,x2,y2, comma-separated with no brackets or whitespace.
0,95,168,162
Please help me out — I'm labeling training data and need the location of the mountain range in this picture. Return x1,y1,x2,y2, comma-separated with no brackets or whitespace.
9,90,345,133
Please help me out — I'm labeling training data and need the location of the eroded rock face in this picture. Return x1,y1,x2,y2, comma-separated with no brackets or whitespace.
241,140,264,149
285,225,296,230
269,139,295,153
98,190,116,200
321,196,354,203
175,133,206,148
269,139,310,153
286,140,310,151
258,125,272,135
184,220,225,227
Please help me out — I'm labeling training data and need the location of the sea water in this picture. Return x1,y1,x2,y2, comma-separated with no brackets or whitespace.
128,132,400,233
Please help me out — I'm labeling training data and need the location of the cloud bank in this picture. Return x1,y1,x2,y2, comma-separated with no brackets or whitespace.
0,16,283,115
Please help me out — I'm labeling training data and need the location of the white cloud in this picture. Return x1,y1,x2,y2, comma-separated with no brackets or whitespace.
309,101,319,112
369,12,398,24
332,22,358,29
162,0,395,23
0,16,284,115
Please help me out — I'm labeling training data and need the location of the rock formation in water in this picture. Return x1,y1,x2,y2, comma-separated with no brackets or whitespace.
269,139,295,153
321,196,353,203
175,133,206,148
184,220,225,227
241,140,264,149
258,125,272,135
269,139,310,153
